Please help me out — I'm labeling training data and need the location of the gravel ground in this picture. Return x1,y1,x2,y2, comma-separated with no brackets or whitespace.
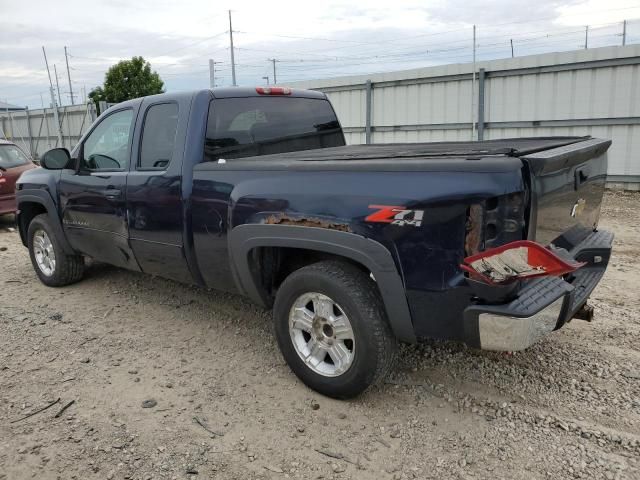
1,190,639,480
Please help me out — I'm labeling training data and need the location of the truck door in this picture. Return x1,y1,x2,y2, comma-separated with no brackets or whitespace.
125,99,194,284
59,107,140,270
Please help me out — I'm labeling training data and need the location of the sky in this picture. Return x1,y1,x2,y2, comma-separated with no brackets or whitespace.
1,0,639,108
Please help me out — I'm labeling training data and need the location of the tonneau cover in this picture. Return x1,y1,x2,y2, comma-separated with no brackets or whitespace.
236,137,588,162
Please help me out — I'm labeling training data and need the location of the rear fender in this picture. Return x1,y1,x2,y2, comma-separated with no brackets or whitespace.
228,224,417,343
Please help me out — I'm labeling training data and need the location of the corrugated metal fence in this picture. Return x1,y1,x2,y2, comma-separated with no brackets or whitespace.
290,44,640,188
0,103,97,160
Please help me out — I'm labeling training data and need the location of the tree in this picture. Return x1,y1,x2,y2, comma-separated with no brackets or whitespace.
89,56,164,106
88,86,105,105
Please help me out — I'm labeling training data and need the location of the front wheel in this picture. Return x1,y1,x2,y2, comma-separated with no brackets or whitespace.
274,260,397,399
27,214,84,287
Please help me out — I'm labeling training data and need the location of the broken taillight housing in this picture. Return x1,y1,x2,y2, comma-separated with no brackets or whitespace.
461,240,584,285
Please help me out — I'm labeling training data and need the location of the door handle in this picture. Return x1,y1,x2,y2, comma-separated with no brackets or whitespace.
105,188,122,199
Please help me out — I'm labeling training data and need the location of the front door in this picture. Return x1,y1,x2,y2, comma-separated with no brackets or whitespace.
59,107,140,270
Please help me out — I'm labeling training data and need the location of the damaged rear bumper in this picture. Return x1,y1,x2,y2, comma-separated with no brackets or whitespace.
463,230,614,351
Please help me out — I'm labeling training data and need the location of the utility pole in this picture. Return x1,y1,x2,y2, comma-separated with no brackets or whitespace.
268,59,277,84
64,46,75,105
53,64,62,106
622,20,627,46
471,25,476,141
209,59,215,88
41,92,52,148
209,59,222,88
42,46,63,147
585,25,589,49
228,10,237,86
510,39,514,58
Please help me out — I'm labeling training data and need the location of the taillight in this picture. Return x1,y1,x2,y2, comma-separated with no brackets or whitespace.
461,240,584,285
256,87,292,95
464,193,526,257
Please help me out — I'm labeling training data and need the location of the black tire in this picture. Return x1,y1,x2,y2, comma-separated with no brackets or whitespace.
274,260,397,399
27,214,84,287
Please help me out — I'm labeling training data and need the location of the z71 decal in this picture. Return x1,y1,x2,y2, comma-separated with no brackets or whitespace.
365,205,425,227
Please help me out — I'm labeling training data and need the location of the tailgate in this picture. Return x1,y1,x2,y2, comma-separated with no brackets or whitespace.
521,138,611,248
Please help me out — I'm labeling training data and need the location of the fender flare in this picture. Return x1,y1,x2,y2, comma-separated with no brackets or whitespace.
17,191,75,255
228,224,417,343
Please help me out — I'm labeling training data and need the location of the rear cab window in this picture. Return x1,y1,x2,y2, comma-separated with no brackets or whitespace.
204,96,344,162
0,144,30,169
139,102,179,170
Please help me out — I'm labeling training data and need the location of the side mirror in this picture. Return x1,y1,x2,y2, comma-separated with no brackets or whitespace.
41,148,72,170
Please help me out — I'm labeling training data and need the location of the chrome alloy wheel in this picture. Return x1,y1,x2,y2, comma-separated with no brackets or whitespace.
33,229,56,276
288,292,355,377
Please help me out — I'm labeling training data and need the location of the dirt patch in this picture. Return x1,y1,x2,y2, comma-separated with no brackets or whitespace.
1,192,639,479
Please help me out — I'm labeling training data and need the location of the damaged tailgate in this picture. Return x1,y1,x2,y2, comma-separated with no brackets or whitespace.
521,138,611,248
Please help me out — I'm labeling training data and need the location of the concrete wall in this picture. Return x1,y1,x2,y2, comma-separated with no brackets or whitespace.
0,103,97,160
289,45,640,189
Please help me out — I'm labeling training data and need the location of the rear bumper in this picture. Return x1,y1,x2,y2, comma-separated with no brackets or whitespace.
463,230,613,351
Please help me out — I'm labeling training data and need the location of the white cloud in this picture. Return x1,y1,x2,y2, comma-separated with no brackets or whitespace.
1,0,638,107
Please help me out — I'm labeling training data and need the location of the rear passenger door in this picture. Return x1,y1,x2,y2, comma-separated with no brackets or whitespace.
126,98,194,283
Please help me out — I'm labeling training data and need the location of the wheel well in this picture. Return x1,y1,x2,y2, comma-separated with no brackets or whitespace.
18,202,47,246
248,246,371,303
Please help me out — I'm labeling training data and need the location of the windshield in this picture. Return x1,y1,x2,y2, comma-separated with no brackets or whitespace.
0,144,30,169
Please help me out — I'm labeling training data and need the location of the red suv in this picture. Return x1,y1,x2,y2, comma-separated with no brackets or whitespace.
0,140,37,215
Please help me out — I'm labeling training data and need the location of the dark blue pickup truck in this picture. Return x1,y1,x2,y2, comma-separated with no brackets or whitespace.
16,87,613,398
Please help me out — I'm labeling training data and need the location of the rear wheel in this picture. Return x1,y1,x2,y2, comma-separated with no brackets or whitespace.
274,260,397,399
27,214,84,287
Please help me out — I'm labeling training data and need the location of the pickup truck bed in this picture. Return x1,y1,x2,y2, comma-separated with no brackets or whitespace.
197,137,588,171
15,88,614,398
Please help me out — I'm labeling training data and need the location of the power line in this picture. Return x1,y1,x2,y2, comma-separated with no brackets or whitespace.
9,16,640,106
153,30,228,57
233,21,632,70
272,30,631,80
63,19,636,79
244,6,640,59
237,20,628,64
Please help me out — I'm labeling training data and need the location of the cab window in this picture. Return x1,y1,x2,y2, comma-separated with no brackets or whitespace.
81,109,134,171
204,97,344,161
139,103,179,170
